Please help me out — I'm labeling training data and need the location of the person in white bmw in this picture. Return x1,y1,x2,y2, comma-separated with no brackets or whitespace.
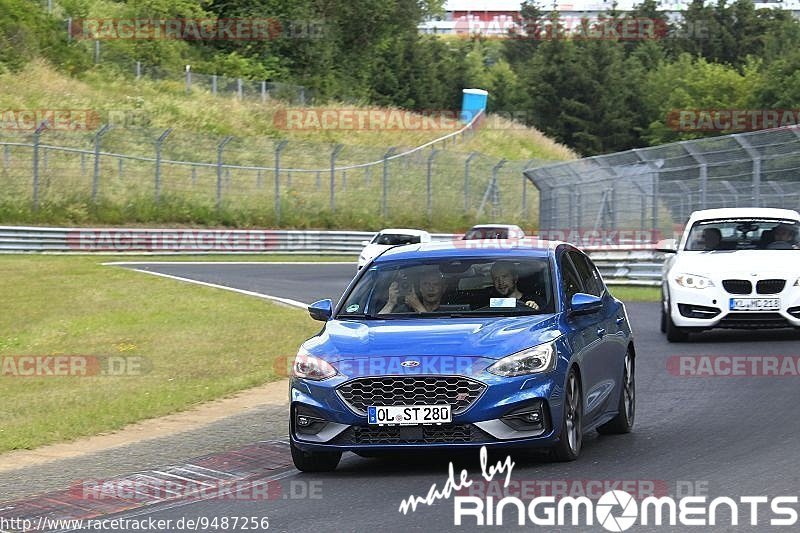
767,223,798,249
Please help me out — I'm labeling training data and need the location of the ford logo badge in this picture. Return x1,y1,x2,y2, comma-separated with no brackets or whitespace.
401,360,421,368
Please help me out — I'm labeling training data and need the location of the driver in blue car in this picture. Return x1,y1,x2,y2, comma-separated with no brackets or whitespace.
379,269,445,314
490,261,542,311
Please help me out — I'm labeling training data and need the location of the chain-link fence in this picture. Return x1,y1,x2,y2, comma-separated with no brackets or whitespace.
524,127,800,242
0,116,548,230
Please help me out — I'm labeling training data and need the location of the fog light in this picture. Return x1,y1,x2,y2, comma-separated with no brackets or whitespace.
501,401,549,432
294,405,329,435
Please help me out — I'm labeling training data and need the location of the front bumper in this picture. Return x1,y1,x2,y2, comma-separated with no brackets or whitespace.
668,280,800,329
289,373,563,452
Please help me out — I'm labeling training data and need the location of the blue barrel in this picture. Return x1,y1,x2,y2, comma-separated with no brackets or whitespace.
461,88,489,123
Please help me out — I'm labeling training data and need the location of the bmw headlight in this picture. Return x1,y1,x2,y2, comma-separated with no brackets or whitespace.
293,347,337,380
488,342,557,377
675,273,715,289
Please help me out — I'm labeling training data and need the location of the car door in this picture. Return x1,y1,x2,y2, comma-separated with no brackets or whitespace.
564,250,620,424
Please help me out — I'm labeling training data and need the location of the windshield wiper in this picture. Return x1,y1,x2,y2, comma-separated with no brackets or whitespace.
337,313,378,320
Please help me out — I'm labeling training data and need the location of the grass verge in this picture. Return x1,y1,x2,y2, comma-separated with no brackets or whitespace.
0,255,320,453
609,285,660,302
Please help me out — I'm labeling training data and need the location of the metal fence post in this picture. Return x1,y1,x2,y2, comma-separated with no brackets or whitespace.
735,135,761,207
330,144,344,211
274,140,288,224
237,79,243,99
212,75,217,96
92,124,112,202
522,159,537,219
216,136,233,210
154,128,172,202
32,122,47,211
136,61,141,80
382,147,397,219
464,152,479,211
185,65,192,93
427,149,439,220
94,40,100,64
491,159,507,220
3,145,9,168
261,81,267,104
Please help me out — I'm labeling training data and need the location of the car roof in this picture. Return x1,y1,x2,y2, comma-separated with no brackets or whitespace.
467,224,523,230
374,239,564,262
375,228,431,236
688,208,800,224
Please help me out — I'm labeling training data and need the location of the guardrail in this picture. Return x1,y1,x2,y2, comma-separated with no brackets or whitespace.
0,226,664,285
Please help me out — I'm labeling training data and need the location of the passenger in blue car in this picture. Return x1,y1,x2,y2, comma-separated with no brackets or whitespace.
378,268,445,314
490,261,543,311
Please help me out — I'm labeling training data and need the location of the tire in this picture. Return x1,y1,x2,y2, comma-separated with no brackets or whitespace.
551,368,583,462
660,293,667,334
291,440,342,472
597,350,635,435
666,313,690,342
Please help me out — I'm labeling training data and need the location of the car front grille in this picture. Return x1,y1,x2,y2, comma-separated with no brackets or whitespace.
723,280,752,295
718,313,789,329
337,376,486,416
333,424,492,445
756,279,786,294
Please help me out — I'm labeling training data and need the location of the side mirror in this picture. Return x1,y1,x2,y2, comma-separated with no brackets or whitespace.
656,238,678,253
360,240,370,246
308,299,333,322
570,293,603,315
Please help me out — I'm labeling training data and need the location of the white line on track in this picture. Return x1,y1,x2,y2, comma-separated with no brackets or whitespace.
113,267,310,309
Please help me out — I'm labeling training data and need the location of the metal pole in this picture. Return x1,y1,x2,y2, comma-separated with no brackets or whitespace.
94,40,100,64
491,159,507,220
32,122,47,211
261,81,267,104
154,128,172,202
92,124,112,202
427,150,439,221
522,159,537,219
274,140,288,224
237,78,243,99
330,144,344,211
382,147,397,219
212,75,217,96
136,61,141,80
216,136,233,210
464,152,479,211
67,18,73,42
185,66,191,93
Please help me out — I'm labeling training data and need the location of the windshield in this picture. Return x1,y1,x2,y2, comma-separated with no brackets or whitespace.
371,233,422,246
339,257,554,318
685,219,800,251
464,227,510,240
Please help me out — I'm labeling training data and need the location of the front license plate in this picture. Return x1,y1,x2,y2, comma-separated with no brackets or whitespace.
368,405,452,425
729,298,781,311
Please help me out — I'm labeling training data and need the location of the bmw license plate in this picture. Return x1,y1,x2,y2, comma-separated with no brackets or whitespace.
729,298,781,311
368,405,452,425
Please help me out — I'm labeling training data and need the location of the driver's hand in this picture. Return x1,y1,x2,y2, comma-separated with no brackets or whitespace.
523,300,540,310
386,282,400,305
405,290,423,312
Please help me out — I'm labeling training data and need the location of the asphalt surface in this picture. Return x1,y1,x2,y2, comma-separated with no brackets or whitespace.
9,263,800,532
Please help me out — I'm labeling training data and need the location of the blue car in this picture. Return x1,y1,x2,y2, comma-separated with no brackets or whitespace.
290,241,636,471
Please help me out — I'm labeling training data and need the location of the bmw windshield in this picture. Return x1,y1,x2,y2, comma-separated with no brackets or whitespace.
339,257,554,318
685,218,800,251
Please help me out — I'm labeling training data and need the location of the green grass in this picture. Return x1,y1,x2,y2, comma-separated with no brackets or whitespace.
0,62,575,232
608,285,660,302
0,255,321,452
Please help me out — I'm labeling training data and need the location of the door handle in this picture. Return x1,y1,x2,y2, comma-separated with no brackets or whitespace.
616,316,625,325
597,328,606,337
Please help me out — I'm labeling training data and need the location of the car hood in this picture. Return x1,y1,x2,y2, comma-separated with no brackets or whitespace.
303,314,561,364
672,250,800,278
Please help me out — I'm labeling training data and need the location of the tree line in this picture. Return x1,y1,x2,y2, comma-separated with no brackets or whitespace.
3,0,800,155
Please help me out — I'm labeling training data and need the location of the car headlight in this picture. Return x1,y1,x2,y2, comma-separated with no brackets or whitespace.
293,347,337,380
675,273,715,289
487,341,557,377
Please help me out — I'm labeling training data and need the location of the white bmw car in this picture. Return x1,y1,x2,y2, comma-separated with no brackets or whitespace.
357,229,432,270
659,208,800,342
